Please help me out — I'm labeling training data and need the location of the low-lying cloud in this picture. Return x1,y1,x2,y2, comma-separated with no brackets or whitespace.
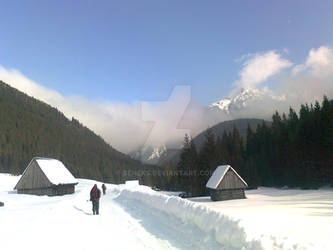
0,66,151,153
0,67,197,153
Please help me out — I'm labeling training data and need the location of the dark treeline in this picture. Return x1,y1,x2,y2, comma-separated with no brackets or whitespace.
0,81,157,185
159,96,333,195
250,97,333,188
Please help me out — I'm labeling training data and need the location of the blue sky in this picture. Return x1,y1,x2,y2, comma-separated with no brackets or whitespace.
1,0,332,105
1,1,333,153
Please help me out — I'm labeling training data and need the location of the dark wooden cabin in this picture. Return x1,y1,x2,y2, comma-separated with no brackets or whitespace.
206,165,248,201
14,157,78,196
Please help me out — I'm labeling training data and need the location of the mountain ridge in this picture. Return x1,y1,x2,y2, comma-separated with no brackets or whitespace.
0,80,153,183
137,88,276,164
208,88,286,120
157,118,271,165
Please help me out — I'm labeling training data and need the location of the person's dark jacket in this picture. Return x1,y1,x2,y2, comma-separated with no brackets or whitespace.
90,186,101,201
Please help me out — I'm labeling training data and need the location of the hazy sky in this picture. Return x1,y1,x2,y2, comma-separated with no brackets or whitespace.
1,1,333,153
1,0,332,105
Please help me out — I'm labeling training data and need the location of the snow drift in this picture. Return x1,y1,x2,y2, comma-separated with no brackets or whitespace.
112,184,262,249
112,183,329,249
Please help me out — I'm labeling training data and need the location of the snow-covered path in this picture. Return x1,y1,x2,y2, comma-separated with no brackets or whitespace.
0,175,223,250
1,177,168,250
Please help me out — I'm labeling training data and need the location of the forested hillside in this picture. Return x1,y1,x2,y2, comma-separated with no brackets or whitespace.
172,96,333,195
248,97,333,188
191,118,270,149
0,81,153,183
159,118,270,166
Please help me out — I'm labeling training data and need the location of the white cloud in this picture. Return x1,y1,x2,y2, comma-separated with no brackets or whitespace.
283,46,333,105
307,46,333,67
237,51,292,89
229,46,333,120
292,46,333,78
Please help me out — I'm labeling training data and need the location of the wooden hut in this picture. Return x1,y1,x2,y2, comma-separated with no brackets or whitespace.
206,165,248,201
14,157,78,196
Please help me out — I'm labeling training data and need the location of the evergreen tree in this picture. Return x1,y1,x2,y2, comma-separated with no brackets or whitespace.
198,128,218,194
177,134,199,195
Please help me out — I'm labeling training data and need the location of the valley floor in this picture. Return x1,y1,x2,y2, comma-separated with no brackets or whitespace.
1,174,332,250
190,188,333,249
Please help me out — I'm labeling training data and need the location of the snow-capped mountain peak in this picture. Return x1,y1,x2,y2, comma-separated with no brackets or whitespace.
208,87,288,120
209,98,231,113
130,145,168,164
147,146,167,161
132,88,287,165
209,88,265,112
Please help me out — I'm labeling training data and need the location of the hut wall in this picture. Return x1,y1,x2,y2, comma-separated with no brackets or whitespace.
216,169,247,190
53,185,75,196
209,189,245,201
17,187,54,196
17,184,75,196
15,161,51,190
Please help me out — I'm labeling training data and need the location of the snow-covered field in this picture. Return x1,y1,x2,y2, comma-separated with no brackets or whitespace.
1,173,332,250
190,188,333,249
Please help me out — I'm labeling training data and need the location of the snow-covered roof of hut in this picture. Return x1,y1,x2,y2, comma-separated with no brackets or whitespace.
206,165,247,189
35,158,77,185
14,157,78,189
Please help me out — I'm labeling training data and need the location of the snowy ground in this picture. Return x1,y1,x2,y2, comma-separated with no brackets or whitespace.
190,188,333,249
1,173,332,250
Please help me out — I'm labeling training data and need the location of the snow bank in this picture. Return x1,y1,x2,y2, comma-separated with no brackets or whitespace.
112,185,262,249
125,180,139,187
112,185,320,249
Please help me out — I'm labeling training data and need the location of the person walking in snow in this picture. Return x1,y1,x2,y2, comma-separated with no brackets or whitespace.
102,183,106,195
90,184,101,215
